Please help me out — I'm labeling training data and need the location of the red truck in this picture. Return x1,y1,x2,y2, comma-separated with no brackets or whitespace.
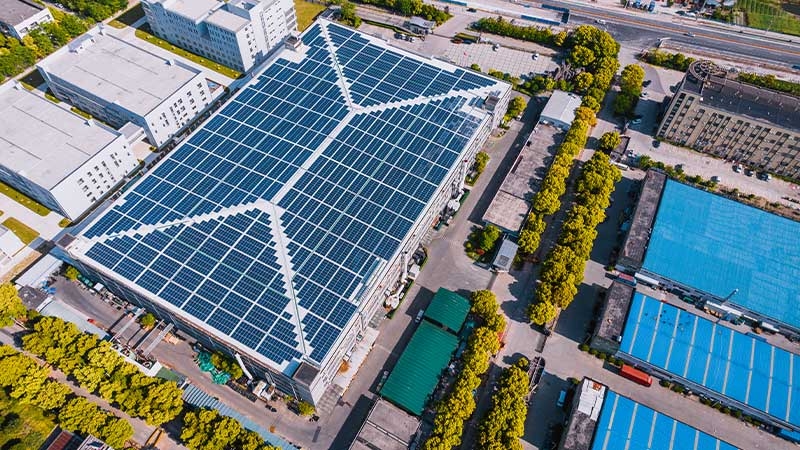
619,364,652,387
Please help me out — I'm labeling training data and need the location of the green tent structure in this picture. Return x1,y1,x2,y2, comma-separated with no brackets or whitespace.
424,288,471,334
380,320,458,415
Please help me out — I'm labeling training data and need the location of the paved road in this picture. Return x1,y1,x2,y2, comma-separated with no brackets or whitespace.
432,0,800,66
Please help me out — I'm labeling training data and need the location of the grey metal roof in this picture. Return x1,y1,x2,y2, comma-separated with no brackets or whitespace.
594,281,634,343
0,0,45,27
618,170,666,269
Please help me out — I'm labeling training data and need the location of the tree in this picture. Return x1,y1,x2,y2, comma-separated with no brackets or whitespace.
59,397,106,436
32,379,71,411
139,313,156,329
568,45,595,68
581,95,601,113
613,92,637,118
9,365,49,403
0,283,26,326
505,96,527,121
517,229,541,255
474,151,490,173
573,72,594,93
470,290,499,320
97,416,134,449
533,189,561,216
598,131,621,152
297,401,315,417
619,64,645,95
478,225,502,252
0,354,38,387
65,265,80,281
528,301,558,325
337,0,361,27
181,409,243,450
573,106,597,127
470,63,481,72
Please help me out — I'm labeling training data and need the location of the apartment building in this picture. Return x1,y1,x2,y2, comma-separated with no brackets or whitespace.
0,0,54,40
0,82,140,220
657,60,800,180
37,26,213,149
141,0,296,72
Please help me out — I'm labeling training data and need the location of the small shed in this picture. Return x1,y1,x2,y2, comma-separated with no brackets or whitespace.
406,16,435,34
539,90,582,130
424,288,471,334
492,237,518,272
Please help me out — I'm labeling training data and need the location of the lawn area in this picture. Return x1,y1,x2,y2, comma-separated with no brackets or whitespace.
2,218,40,244
295,0,327,31
0,390,56,450
738,0,800,36
0,181,49,216
135,24,242,79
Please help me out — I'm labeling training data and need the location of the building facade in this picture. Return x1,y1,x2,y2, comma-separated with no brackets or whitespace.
0,0,54,40
37,26,214,149
141,0,296,72
657,60,800,180
0,82,140,220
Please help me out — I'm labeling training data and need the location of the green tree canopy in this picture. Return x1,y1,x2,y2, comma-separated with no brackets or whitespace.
0,283,26,326
528,301,558,325
598,131,621,152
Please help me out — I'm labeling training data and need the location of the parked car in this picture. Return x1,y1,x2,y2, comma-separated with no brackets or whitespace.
733,164,743,173
745,168,754,177
643,79,652,87
631,118,642,125
711,175,721,183
685,31,696,37
652,140,661,148
415,309,425,323
467,7,477,12
758,171,772,181
557,390,567,407
533,52,540,60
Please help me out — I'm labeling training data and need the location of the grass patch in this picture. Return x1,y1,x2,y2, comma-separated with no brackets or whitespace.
107,19,127,29
0,181,49,216
738,0,800,36
114,3,145,27
44,90,61,103
0,390,56,450
70,106,92,120
19,70,45,90
58,218,71,228
2,218,40,244
295,0,327,32
135,24,243,79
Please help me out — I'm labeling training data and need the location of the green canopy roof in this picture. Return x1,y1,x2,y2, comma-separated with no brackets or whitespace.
424,288,471,334
380,320,458,415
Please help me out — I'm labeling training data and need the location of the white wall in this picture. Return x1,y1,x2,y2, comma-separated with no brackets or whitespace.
143,72,212,146
8,6,53,39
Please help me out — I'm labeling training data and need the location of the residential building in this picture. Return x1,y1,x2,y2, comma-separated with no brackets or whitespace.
539,90,582,130
0,82,140,220
0,0,54,39
59,20,510,406
657,60,800,180
141,0,297,72
37,25,214,148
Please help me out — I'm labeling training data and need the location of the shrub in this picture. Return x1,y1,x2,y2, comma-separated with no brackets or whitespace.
588,348,598,356
659,379,671,388
578,343,589,352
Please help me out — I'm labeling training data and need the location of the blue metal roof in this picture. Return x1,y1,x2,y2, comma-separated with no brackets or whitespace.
73,20,505,374
621,293,800,429
642,180,800,328
593,391,738,450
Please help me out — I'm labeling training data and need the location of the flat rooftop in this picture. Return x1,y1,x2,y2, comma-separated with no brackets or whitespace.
38,27,202,116
561,379,605,450
642,179,800,329
683,61,799,131
621,293,800,430
0,0,45,27
592,390,738,450
0,83,122,189
69,20,506,376
483,124,562,232
206,9,249,31
618,170,666,268
350,399,420,450
540,90,581,125
594,281,634,343
157,0,220,21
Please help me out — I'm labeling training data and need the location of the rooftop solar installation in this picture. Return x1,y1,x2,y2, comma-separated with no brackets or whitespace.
71,20,505,374
592,391,738,450
642,180,800,328
620,293,800,430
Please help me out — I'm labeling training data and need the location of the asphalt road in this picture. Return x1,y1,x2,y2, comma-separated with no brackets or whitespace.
433,0,800,66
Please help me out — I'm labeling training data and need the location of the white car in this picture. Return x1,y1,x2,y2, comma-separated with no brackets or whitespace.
631,118,642,125
595,19,607,25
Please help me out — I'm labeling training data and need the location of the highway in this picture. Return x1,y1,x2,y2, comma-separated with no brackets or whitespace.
433,0,800,67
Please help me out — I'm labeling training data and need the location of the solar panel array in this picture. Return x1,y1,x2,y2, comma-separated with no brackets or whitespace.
593,391,738,450
621,293,800,429
77,21,504,371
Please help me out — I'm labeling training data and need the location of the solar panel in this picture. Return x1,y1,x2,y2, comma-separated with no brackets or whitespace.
76,21,505,372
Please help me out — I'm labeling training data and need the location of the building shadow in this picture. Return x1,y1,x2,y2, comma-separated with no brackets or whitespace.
327,394,373,450
554,282,604,343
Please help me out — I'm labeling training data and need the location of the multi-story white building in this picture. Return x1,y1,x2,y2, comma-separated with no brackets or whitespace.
141,0,296,72
0,82,140,220
0,0,54,40
37,26,214,149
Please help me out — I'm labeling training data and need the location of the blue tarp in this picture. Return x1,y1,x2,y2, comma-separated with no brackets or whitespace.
593,391,739,450
642,180,800,328
620,294,800,429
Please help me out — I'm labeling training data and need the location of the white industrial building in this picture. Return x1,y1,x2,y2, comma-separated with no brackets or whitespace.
539,90,582,130
0,82,140,220
0,0,54,39
37,26,214,148
141,0,297,72
0,226,25,265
